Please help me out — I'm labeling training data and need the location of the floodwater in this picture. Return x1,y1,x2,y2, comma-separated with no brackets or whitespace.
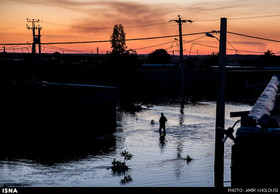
0,101,251,187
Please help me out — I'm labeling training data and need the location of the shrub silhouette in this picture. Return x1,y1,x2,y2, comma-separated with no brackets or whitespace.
111,150,133,172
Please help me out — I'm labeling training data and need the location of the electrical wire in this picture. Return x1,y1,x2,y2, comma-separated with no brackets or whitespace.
45,45,90,53
226,41,241,54
182,36,207,44
1,29,279,56
0,31,210,46
123,32,210,42
45,21,167,30
195,14,280,23
0,19,25,32
4,44,24,50
120,22,168,29
134,40,178,51
190,42,265,54
228,31,280,43
228,14,280,21
166,39,179,52
42,13,280,31
0,42,32,46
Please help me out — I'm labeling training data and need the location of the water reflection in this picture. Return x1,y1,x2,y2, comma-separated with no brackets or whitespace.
120,175,133,185
175,136,185,180
176,137,184,159
159,132,167,153
179,107,184,126
0,101,252,187
112,170,134,185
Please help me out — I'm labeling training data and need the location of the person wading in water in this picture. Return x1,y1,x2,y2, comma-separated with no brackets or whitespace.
159,113,167,133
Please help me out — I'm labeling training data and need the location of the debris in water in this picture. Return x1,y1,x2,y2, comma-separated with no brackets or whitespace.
186,155,193,162
120,175,133,185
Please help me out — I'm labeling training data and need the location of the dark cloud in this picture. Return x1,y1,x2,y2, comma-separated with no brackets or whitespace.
11,0,174,32
11,0,95,7
10,0,99,11
187,3,241,14
69,1,174,33
11,0,274,34
69,0,245,33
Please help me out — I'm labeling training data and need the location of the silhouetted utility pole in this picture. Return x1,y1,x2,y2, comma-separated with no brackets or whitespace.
169,15,192,107
215,17,227,188
26,18,42,81
26,18,42,55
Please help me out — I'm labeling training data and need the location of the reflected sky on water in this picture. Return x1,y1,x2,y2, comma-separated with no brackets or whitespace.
0,101,251,187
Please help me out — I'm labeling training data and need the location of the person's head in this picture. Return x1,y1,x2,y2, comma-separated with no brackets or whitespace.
161,113,164,116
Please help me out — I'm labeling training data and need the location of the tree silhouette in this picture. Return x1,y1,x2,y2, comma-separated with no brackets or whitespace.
262,50,277,66
264,50,275,57
110,24,127,55
147,49,171,64
105,24,139,110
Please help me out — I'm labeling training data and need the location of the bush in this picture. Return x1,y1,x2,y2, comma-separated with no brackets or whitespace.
111,150,133,173
146,49,171,64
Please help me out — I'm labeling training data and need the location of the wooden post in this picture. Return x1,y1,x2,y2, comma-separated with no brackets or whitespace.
215,17,227,188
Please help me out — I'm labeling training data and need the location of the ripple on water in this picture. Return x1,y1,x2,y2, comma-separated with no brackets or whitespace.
0,102,251,187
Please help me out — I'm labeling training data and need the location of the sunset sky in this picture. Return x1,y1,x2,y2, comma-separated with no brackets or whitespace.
1,0,280,55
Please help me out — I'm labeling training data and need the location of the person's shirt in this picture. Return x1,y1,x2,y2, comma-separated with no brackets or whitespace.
159,116,167,123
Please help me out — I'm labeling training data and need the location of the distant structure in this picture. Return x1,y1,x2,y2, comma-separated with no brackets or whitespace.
2,46,6,53
26,18,42,55
141,64,176,68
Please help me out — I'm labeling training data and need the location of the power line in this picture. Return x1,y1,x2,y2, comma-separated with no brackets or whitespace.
0,31,209,46
132,33,207,51
44,21,167,30
0,42,32,46
3,44,26,50
0,19,25,32
228,14,280,21
165,39,179,52
228,31,280,43
124,31,208,42
43,14,280,30
195,14,280,22
182,36,207,44
226,41,241,54
2,30,280,54
189,42,219,49
190,42,265,54
134,40,175,50
2,14,280,32
45,45,90,53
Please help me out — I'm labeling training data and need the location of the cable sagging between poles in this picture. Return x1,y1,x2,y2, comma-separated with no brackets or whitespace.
0,31,212,46
228,31,280,43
